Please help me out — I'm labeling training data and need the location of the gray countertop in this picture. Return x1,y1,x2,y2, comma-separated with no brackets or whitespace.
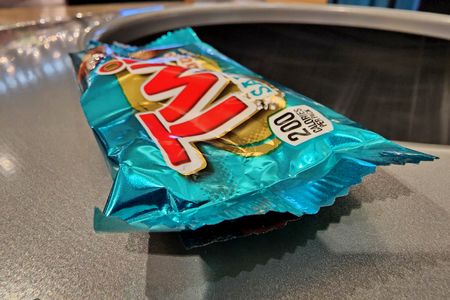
1,5,449,299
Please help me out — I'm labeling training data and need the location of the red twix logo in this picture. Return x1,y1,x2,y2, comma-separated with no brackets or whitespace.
97,57,257,175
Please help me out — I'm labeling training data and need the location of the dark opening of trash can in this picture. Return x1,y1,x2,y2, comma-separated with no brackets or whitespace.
130,24,450,145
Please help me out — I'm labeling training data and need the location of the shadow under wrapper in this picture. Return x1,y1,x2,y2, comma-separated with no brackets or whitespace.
122,170,448,298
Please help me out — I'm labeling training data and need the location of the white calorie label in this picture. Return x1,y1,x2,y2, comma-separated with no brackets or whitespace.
269,105,333,146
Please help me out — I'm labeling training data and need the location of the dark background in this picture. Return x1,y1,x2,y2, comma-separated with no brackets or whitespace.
133,23,450,145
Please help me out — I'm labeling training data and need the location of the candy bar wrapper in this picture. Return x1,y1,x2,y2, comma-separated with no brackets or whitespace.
72,28,435,232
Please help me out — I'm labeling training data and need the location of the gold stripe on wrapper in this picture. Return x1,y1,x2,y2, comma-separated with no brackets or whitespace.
208,137,282,157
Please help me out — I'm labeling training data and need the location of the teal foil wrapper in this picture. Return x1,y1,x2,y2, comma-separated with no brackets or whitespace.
72,28,436,232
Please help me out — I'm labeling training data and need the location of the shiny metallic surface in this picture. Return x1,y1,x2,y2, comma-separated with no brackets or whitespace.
1,5,450,299
92,3,450,43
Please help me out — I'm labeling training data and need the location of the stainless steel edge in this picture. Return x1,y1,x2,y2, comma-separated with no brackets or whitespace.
87,3,450,44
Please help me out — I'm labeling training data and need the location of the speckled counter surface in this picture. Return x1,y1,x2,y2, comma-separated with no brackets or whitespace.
1,5,449,299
